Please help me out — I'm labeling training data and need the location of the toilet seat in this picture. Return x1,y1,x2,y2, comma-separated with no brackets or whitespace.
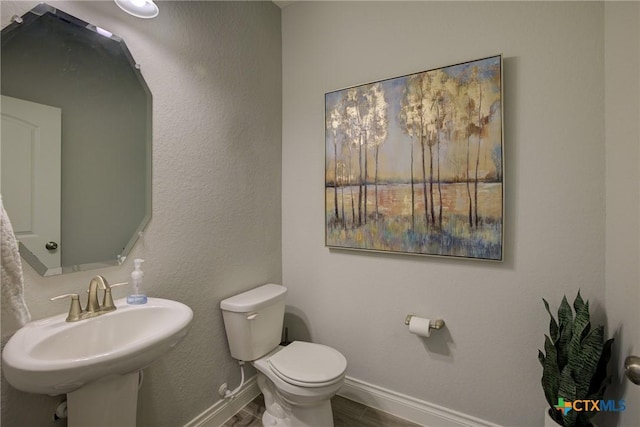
267,341,347,388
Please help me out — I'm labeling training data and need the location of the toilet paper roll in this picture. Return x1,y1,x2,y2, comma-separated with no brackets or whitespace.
408,316,431,338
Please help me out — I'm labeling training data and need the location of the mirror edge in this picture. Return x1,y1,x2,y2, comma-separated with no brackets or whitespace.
114,35,153,269
19,242,61,276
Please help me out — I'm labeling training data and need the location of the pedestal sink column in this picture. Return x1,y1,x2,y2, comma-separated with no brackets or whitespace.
67,372,139,427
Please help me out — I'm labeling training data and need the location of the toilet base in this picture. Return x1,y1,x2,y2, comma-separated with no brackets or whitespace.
257,373,335,427
261,401,333,427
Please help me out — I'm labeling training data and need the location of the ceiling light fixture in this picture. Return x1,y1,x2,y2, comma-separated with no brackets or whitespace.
114,0,159,19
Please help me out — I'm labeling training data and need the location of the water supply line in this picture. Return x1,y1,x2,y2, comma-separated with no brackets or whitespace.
52,400,67,421
218,361,245,399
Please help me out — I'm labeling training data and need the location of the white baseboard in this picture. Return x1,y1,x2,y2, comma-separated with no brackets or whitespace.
338,376,502,427
183,375,260,427
183,374,501,427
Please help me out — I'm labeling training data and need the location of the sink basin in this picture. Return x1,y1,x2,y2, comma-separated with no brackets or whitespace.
2,297,193,395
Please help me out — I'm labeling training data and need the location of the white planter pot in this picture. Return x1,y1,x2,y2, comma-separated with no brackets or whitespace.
545,409,562,427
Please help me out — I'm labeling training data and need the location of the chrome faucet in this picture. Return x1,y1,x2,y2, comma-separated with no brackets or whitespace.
51,276,128,322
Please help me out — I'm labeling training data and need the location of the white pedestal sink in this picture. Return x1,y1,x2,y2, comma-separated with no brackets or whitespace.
2,297,193,427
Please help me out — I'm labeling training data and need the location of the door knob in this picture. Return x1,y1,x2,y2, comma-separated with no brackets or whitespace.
45,241,58,250
624,355,640,385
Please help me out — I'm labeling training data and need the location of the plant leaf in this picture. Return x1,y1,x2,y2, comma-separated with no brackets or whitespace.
558,366,577,427
544,298,559,342
538,349,546,367
572,325,605,399
542,335,560,408
557,322,572,371
573,290,585,314
542,293,614,427
568,300,590,376
588,337,614,397
558,296,573,328
557,296,574,371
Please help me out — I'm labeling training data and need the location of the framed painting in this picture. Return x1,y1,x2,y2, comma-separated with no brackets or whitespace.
325,55,503,261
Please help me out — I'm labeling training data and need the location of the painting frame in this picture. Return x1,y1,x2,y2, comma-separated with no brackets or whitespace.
325,55,504,261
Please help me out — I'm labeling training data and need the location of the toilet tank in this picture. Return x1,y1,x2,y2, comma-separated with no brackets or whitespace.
220,284,287,361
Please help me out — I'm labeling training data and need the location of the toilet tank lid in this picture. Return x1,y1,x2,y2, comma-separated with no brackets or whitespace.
220,284,287,312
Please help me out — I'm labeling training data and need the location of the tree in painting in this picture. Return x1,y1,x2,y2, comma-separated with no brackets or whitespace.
327,83,389,228
366,83,388,220
400,70,457,228
325,55,503,260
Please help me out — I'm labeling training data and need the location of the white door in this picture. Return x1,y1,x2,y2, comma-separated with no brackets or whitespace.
1,95,62,273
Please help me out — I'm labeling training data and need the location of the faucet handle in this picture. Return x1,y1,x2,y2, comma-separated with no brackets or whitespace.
110,282,129,289
102,282,128,311
50,293,83,322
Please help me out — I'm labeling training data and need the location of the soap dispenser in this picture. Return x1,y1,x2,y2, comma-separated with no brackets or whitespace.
127,258,147,304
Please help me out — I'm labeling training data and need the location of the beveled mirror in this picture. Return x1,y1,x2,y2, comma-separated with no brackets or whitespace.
0,3,151,276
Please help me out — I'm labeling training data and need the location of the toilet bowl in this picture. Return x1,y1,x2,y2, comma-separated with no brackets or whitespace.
220,284,347,427
252,342,346,426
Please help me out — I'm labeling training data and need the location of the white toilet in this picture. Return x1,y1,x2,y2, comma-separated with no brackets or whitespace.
220,284,347,427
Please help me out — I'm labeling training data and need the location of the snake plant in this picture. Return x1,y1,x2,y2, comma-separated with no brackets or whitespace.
538,291,614,427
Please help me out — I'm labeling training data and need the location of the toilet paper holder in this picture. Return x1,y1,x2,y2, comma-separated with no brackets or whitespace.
404,314,445,330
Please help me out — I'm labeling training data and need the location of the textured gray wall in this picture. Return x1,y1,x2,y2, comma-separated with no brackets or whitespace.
1,1,282,426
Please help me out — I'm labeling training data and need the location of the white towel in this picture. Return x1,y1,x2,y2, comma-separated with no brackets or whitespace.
1,194,31,336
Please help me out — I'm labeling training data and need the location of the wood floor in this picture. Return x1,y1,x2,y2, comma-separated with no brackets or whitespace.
223,394,422,427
